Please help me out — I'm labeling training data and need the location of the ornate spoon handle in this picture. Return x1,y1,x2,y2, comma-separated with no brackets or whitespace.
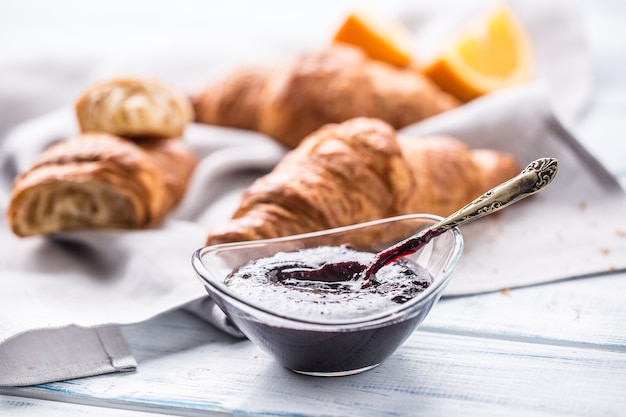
433,157,559,232
278,157,559,284
363,157,558,279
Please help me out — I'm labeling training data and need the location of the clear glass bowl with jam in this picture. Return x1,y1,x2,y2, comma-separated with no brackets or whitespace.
192,214,463,376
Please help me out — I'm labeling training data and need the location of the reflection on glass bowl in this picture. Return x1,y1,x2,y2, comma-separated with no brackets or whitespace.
192,214,463,376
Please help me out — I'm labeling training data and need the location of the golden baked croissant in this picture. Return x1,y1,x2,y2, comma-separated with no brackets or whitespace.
75,77,194,140
192,43,460,149
7,132,197,237
205,117,518,245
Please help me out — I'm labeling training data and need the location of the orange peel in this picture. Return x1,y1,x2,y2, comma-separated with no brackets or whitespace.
333,9,414,67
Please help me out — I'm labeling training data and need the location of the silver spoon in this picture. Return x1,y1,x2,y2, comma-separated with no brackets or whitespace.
277,157,559,287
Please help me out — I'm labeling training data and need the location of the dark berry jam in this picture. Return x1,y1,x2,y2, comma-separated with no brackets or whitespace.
221,245,434,374
224,245,433,321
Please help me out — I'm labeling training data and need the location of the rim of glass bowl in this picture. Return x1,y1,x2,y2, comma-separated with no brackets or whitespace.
192,214,464,330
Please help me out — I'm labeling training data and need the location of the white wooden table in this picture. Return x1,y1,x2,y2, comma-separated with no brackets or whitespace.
1,271,625,416
1,0,625,415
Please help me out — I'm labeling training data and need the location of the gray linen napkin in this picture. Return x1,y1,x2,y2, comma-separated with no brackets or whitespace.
0,111,280,386
0,326,136,387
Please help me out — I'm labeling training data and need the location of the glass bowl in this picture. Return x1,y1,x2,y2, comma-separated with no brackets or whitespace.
192,214,463,376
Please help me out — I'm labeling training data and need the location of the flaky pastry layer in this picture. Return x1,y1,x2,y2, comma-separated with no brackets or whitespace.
7,133,197,237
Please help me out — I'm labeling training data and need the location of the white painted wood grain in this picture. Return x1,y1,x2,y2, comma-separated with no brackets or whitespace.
425,271,626,350
3,325,624,417
1,273,625,417
0,394,164,417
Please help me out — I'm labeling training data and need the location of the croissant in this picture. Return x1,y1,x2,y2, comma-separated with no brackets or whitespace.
205,117,519,245
75,77,194,140
7,132,197,237
192,43,460,149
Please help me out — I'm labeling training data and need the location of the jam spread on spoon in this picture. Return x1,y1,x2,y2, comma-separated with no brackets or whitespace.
275,227,441,287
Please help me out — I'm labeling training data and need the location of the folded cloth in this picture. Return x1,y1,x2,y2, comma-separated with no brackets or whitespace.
0,112,281,386
0,0,611,387
0,326,136,387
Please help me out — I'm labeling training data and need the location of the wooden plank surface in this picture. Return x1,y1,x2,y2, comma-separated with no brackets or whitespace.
0,394,164,417
2,272,625,417
424,272,626,350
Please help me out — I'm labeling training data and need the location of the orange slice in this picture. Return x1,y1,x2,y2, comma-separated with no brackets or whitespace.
423,5,533,102
333,9,414,67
